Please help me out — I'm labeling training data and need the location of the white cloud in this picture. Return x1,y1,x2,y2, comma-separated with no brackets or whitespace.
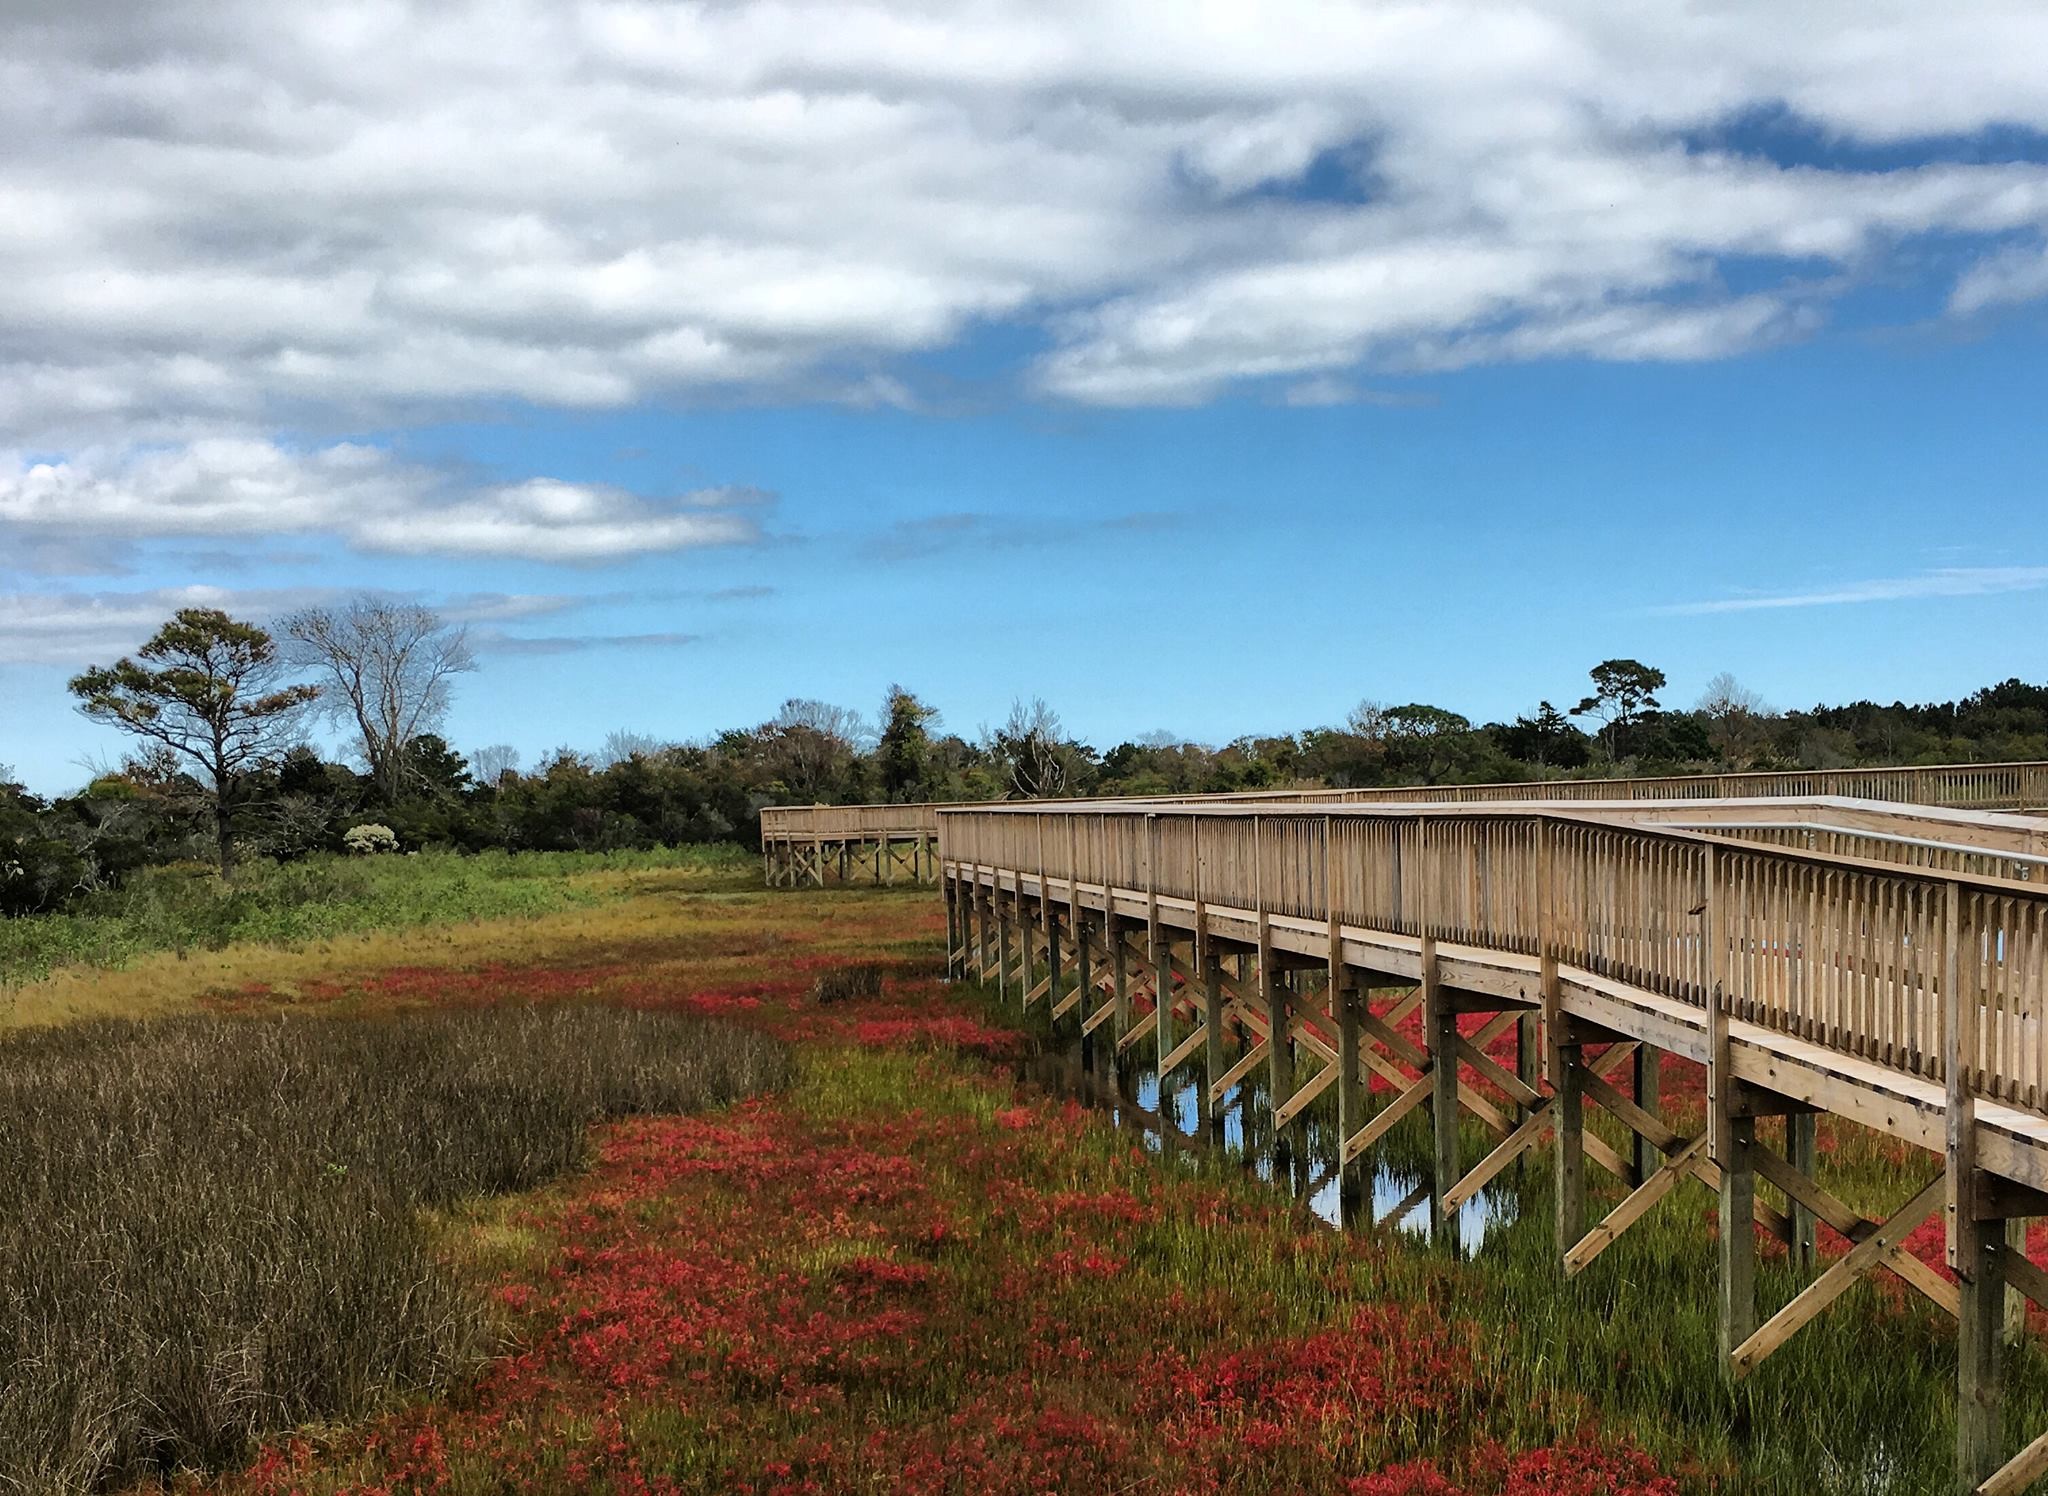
0,583,661,667
1276,377,1437,409
0,441,765,564
1951,241,2048,314
1660,566,2048,615
0,0,2044,443
0,584,331,667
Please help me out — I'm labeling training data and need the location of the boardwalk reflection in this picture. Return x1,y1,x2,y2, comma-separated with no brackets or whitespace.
1026,1038,1518,1256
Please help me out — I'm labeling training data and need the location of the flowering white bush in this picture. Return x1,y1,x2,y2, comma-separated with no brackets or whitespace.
342,823,399,856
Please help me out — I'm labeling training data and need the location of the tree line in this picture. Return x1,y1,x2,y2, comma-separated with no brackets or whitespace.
6,601,2048,915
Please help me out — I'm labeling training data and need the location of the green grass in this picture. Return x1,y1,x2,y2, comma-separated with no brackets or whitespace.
0,845,752,987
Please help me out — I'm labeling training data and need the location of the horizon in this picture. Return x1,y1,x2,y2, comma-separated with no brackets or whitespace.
5,3,2047,794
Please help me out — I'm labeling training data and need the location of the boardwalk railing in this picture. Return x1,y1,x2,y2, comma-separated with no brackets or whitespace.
758,802,942,885
942,801,2048,1109
758,759,2048,885
759,803,941,841
939,797,2048,1493
1305,760,2048,811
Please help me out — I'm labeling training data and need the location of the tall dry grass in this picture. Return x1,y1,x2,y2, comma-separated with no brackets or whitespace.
0,1004,788,1493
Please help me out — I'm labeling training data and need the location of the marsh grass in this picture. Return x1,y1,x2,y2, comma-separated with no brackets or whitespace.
0,1004,789,1494
0,845,751,988
809,962,885,1004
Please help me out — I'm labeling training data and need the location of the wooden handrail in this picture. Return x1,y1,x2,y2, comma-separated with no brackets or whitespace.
939,800,2048,1117
759,803,942,839
757,758,2048,849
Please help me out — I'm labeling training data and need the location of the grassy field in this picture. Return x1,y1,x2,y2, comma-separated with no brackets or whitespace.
2,852,2041,1493
0,845,749,993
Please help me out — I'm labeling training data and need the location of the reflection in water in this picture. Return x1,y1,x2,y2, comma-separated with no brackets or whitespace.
1028,1039,1518,1255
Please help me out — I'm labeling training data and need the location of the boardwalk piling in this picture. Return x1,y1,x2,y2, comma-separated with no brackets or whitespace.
1789,1112,1817,1271
1551,1016,1585,1260
995,883,1010,1002
1422,938,1460,1251
1203,955,1226,1133
1632,1044,1661,1187
1717,1109,1758,1368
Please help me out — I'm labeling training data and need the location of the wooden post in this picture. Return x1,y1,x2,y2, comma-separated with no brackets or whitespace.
1337,976,1362,1172
1539,818,1581,1260
1789,1112,1817,1272
1959,1214,2006,1495
975,866,992,980
1423,936,1459,1250
1517,1011,1538,1122
1262,935,1292,1143
1075,919,1093,1046
2008,1217,2029,1347
1203,955,1226,1129
1047,914,1064,1032
1718,1110,1757,1367
995,882,1010,1002
1633,1043,1661,1187
1109,913,1130,1039
1551,1016,1584,1261
961,864,975,975
1948,886,2004,1492
941,866,956,978
1155,936,1175,1080
1705,846,1755,1370
1017,871,1035,1003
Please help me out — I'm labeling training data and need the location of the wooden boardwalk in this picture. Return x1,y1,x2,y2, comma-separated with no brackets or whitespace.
939,794,2048,1495
759,803,941,886
760,758,2048,886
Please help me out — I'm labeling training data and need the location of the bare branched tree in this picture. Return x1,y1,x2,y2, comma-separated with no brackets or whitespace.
285,597,476,803
765,698,865,801
470,743,521,784
599,729,663,766
772,698,871,749
1345,699,1392,742
1697,672,1768,720
991,697,1074,799
1697,671,1776,768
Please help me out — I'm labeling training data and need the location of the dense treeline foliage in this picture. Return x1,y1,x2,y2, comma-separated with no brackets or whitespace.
6,600,2048,917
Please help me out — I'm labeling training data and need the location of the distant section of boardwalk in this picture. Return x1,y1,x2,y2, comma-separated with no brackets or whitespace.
759,803,941,886
759,759,2048,887
933,787,2048,1496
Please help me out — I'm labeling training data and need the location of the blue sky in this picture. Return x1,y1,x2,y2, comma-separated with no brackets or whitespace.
4,3,2048,793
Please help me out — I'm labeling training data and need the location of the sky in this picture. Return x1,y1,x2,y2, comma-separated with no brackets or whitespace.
3,1,2048,794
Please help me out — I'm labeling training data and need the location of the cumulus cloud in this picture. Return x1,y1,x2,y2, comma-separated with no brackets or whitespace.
0,440,766,564
1,0,2045,442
